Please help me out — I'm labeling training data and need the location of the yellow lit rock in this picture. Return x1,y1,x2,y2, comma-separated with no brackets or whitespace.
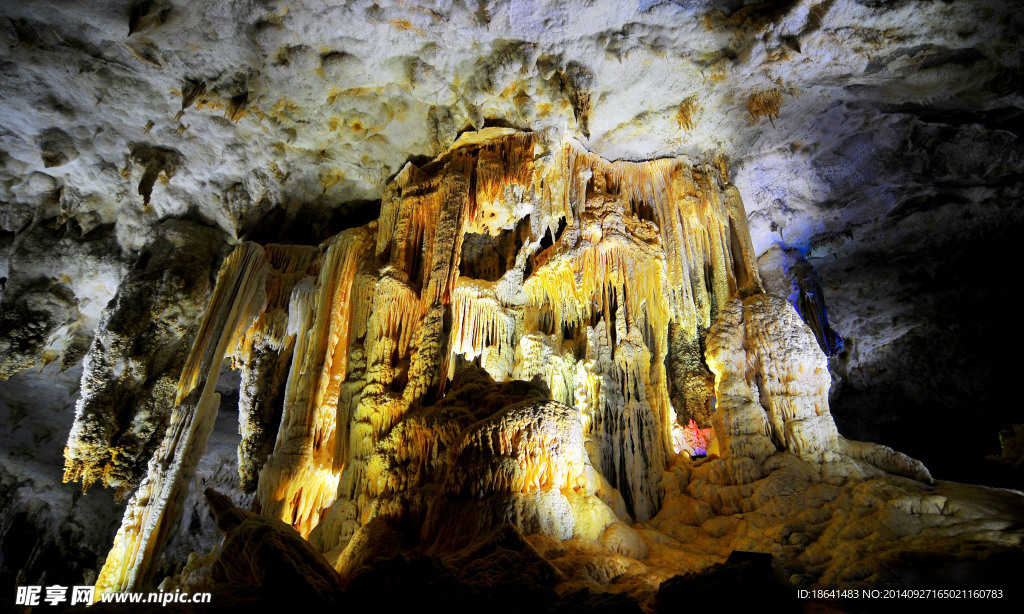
88,129,1019,603
95,242,269,595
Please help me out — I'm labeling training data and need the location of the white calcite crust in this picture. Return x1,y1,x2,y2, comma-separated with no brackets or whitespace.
1,0,1023,602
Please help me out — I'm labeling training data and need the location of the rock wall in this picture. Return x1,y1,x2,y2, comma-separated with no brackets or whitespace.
2,0,1024,606
1,0,1022,495
78,129,766,592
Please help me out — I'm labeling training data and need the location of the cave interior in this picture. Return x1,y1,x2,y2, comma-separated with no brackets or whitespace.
2,0,1024,612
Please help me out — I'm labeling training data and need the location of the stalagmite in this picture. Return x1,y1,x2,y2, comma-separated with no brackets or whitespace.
704,294,932,485
0,0,1016,598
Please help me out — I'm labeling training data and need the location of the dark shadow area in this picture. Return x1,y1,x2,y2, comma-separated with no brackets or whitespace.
655,551,799,614
830,217,1024,489
243,199,381,245
459,216,530,281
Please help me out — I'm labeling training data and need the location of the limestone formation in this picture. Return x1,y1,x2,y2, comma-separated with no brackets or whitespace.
94,242,268,594
0,281,78,380
85,129,762,590
758,246,843,356
73,128,1023,610
63,220,227,497
204,488,345,603
3,1,1024,608
703,294,930,486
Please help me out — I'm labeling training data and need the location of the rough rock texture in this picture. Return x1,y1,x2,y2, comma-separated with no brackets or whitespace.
95,242,268,594
0,365,124,605
0,218,124,380
63,219,227,496
654,453,1024,592
757,245,842,356
2,0,1024,608
146,491,647,613
68,129,1020,614
0,0,1019,479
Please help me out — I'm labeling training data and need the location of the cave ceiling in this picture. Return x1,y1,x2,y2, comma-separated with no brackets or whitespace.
2,0,1024,608
0,0,1018,251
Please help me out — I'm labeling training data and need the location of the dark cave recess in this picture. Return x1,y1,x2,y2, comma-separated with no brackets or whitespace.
827,217,1024,490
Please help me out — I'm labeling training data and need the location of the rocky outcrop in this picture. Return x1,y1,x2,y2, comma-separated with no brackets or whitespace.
758,246,843,356
204,488,344,603
0,280,78,380
705,294,930,485
95,242,267,594
63,219,227,496
75,127,1024,614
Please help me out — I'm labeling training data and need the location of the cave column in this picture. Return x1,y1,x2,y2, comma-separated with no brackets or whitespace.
94,243,268,595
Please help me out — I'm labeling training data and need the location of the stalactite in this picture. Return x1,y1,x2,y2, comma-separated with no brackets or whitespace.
556,142,762,431
231,244,319,493
314,132,535,552
519,187,675,520
447,279,517,381
473,132,535,229
441,400,588,498
92,130,778,586
256,225,375,538
513,331,578,407
61,121,992,603
376,162,422,263
94,242,268,595
312,133,763,529
63,220,226,497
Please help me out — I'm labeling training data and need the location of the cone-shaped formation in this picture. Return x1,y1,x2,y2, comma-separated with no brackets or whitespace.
704,294,930,485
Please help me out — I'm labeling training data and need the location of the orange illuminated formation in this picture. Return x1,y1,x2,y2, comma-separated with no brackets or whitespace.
70,129,942,597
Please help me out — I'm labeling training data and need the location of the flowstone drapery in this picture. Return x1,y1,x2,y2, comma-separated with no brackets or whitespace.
69,130,1013,600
